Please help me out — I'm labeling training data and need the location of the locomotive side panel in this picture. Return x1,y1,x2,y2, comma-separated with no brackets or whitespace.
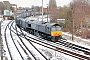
38,25,46,33
15,18,21,27
25,20,29,28
31,24,37,30
45,27,51,34
21,19,26,28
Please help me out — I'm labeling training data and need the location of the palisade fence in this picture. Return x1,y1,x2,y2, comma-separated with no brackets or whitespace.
0,19,3,60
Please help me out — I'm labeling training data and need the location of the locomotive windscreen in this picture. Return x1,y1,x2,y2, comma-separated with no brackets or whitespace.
51,26,61,31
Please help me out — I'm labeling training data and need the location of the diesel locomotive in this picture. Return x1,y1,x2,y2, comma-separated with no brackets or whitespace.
15,13,62,42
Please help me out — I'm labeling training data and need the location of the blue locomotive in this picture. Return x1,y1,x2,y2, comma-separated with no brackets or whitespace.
15,13,62,42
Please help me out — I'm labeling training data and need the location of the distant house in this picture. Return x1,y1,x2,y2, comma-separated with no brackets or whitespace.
57,19,65,28
57,19,65,24
39,7,47,13
39,7,48,14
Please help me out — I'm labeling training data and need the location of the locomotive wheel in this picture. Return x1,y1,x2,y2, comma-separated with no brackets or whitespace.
27,30,30,33
28,30,33,35
31,30,34,35
34,31,39,37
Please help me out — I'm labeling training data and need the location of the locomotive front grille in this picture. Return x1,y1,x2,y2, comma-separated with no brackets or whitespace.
51,31,62,36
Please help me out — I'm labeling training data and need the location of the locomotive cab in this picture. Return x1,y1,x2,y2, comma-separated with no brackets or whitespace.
51,24,62,42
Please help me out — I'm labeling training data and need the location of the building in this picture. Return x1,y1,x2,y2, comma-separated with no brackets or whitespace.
0,1,17,14
3,8,14,20
39,7,48,13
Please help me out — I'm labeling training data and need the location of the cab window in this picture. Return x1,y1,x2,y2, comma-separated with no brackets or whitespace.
56,26,61,30
51,26,61,31
51,26,56,31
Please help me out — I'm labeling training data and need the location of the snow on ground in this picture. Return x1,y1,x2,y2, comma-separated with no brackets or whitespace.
1,20,27,60
62,32,90,48
0,18,3,21
1,17,90,60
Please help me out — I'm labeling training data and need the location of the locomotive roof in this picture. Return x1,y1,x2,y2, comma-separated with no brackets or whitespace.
27,20,41,24
45,23,62,27
26,19,62,27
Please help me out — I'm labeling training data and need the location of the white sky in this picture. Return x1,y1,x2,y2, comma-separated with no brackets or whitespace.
1,0,72,7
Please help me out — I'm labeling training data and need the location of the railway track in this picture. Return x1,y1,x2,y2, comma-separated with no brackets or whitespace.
11,20,48,60
3,21,34,60
34,35,90,56
9,21,36,60
10,23,90,56
58,39,90,55
23,35,90,60
4,20,90,60
4,21,13,60
23,30,90,56
10,21,27,60
4,21,27,60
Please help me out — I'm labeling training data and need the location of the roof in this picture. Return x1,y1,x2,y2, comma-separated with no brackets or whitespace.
4,8,11,11
57,19,65,21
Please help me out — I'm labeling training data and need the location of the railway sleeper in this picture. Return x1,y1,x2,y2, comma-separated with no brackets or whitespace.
66,42,90,52
68,54,82,59
74,47,90,53
60,39,66,42
62,44,70,47
75,45,90,52
84,52,90,55
65,50,82,58
62,51,83,59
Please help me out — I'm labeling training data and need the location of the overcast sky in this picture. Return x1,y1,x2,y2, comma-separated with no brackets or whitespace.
1,0,72,7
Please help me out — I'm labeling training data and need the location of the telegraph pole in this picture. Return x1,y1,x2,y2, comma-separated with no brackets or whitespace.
71,7,74,41
42,0,43,23
47,4,48,22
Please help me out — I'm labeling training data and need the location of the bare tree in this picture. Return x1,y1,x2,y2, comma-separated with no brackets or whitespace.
70,0,90,38
49,0,58,23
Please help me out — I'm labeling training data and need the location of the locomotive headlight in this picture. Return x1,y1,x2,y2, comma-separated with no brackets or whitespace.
51,34,54,36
